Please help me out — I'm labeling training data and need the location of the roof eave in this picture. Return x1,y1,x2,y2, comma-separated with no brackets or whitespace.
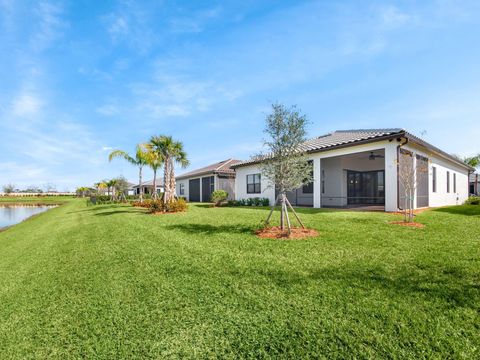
404,132,475,171
232,131,405,169
176,170,235,180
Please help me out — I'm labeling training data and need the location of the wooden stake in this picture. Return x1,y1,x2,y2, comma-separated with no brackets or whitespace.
284,202,292,234
285,197,305,229
280,194,285,230
265,194,280,225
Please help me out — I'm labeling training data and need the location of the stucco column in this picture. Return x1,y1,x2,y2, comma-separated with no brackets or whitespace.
384,144,398,212
313,157,322,208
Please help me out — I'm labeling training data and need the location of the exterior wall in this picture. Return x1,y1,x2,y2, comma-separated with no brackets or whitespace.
403,143,469,207
217,176,236,200
176,179,189,199
234,164,276,204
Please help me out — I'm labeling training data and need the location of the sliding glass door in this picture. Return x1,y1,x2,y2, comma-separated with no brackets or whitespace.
347,170,385,205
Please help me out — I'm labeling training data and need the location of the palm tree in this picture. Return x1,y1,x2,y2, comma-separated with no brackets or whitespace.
149,135,189,204
106,179,118,201
109,145,149,202
95,181,107,195
464,154,480,169
142,143,163,200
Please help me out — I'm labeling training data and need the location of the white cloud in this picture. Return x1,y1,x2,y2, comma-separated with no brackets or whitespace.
169,6,222,34
379,5,411,29
97,104,120,116
11,93,43,116
30,1,68,52
107,15,129,39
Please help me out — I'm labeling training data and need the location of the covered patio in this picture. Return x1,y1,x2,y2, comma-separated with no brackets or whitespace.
319,149,386,210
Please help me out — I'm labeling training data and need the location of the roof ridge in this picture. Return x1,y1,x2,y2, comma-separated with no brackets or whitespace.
335,128,404,133
215,158,233,171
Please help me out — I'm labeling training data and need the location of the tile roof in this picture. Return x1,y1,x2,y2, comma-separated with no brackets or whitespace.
132,178,165,188
297,128,404,152
233,129,404,167
176,159,243,179
232,128,473,170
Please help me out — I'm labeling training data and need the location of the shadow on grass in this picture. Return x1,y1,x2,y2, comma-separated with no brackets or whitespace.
93,209,146,216
191,203,214,209
164,223,254,235
246,265,479,309
432,205,480,217
68,204,147,216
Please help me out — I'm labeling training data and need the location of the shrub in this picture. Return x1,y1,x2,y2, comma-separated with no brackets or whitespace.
148,200,164,213
131,199,153,208
211,190,228,206
465,196,480,205
166,198,188,212
146,198,188,213
227,197,270,207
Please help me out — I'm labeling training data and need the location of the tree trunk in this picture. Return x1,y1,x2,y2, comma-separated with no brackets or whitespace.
139,166,143,203
280,193,285,230
170,161,176,200
152,168,157,200
163,157,170,204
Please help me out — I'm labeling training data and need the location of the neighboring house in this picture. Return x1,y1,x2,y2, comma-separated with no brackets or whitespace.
470,173,479,195
126,182,136,196
176,159,242,202
132,179,164,196
232,129,474,212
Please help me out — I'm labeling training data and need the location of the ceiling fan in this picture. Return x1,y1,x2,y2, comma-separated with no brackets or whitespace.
368,151,384,160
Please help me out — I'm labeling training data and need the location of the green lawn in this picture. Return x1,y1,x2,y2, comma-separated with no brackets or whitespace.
0,199,479,358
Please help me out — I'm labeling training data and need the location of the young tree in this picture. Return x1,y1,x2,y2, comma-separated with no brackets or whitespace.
114,176,130,201
257,103,313,233
2,183,15,194
109,145,149,202
397,149,429,223
148,135,189,204
463,154,480,169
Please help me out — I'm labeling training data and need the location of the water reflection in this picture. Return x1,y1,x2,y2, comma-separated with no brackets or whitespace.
0,205,56,228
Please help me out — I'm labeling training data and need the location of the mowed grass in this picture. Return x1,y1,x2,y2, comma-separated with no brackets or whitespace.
0,199,479,359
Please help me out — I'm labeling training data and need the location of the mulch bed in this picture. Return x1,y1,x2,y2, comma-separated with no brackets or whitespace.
255,226,319,239
389,221,425,228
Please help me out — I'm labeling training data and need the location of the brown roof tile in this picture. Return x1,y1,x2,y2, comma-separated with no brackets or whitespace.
176,159,243,179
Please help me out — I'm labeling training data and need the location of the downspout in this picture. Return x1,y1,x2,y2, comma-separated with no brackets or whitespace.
475,174,478,196
397,137,409,210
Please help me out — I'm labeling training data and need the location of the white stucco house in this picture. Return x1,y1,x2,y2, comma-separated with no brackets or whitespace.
132,179,164,196
232,129,474,212
176,159,242,202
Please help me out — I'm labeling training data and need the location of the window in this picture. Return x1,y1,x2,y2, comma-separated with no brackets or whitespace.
321,169,325,194
302,161,314,194
210,176,215,194
179,183,185,195
432,167,437,192
446,171,450,193
247,174,261,194
453,173,456,193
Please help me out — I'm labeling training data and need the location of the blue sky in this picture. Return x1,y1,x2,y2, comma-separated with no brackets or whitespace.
1,0,479,191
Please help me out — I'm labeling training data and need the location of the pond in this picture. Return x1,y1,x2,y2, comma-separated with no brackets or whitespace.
0,205,56,229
